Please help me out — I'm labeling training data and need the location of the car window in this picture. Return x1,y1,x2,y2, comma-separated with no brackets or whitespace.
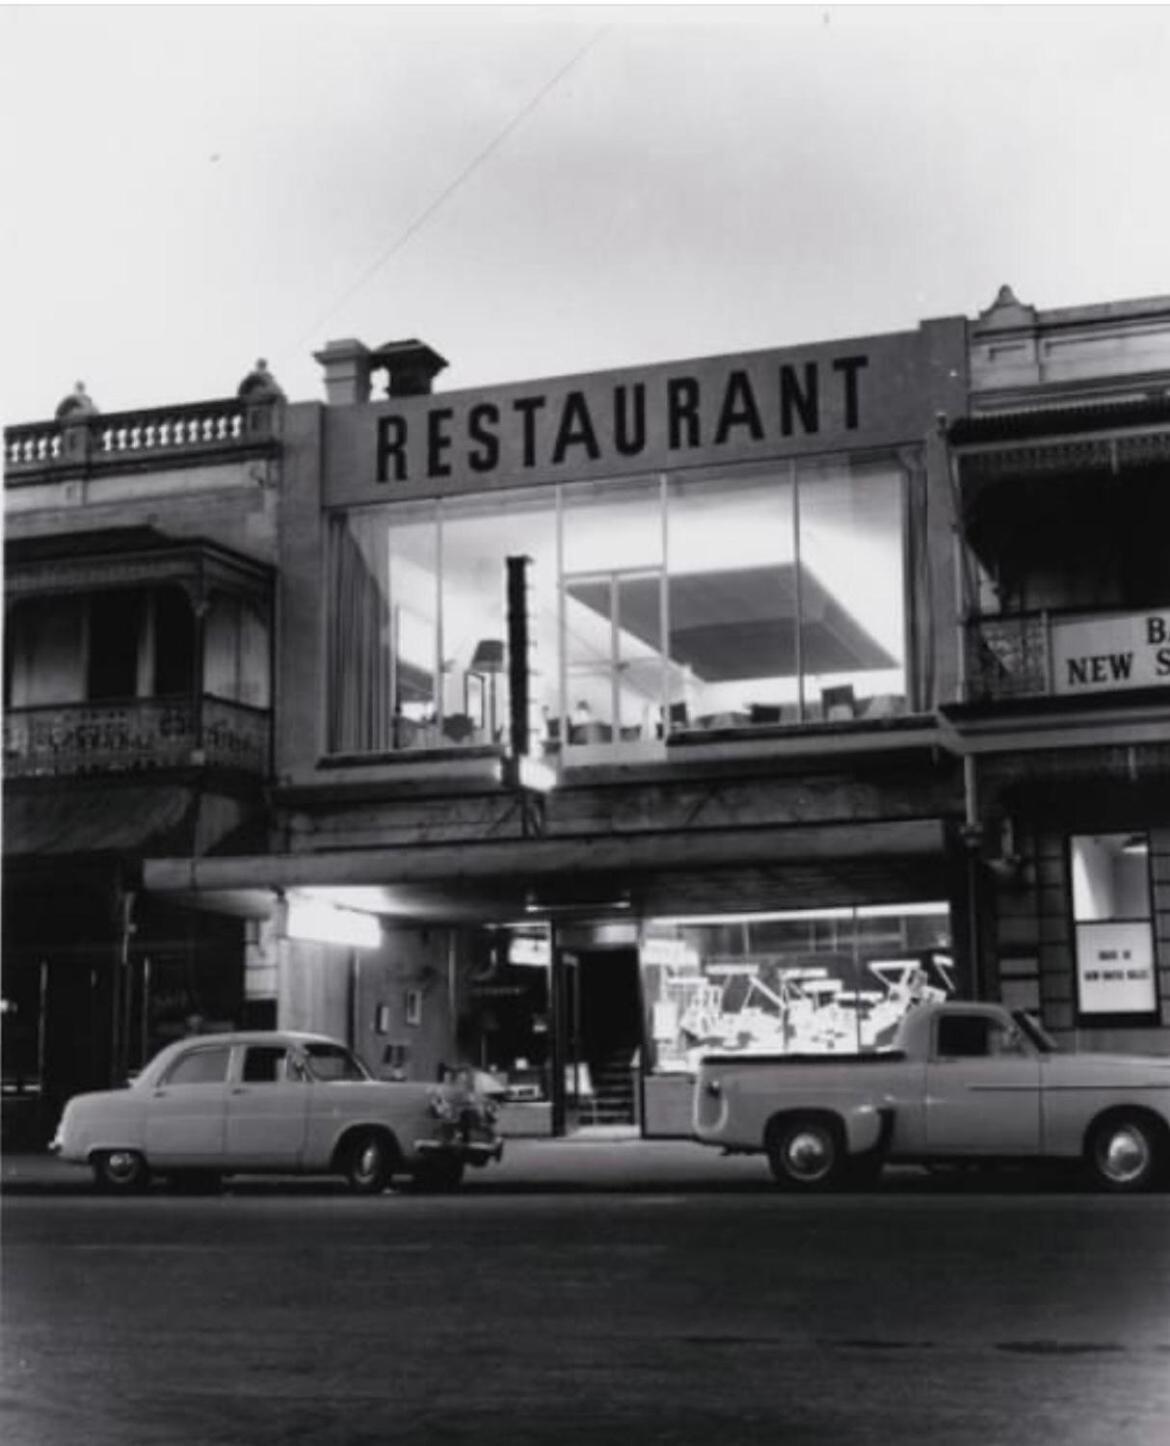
936,1016,1024,1059
163,1045,232,1085
303,1043,369,1082
242,1045,290,1083
936,1016,992,1058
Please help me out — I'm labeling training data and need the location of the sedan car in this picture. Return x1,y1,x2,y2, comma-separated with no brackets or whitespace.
50,1031,503,1193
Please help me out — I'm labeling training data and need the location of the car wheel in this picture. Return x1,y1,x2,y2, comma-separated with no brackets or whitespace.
411,1156,466,1193
92,1149,150,1193
766,1115,847,1191
343,1131,395,1194
1085,1113,1164,1193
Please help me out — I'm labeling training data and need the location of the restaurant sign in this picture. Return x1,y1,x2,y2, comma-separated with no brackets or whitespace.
1051,612,1170,695
321,324,966,505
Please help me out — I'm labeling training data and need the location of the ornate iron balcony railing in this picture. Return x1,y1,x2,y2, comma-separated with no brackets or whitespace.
3,696,271,778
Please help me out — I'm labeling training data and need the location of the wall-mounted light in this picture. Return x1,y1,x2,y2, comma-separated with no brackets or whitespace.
285,894,382,950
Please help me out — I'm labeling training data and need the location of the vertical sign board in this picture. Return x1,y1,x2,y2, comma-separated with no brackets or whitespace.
1075,921,1158,1015
1052,611,1170,695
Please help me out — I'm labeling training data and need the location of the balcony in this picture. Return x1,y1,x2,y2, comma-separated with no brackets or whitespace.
965,608,1170,704
3,696,271,780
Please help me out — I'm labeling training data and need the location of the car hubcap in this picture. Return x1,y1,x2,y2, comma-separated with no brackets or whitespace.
356,1142,382,1182
786,1130,832,1180
1100,1126,1149,1184
106,1152,139,1183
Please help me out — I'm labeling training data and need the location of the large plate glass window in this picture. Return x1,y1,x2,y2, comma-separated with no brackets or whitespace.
640,902,953,1072
1070,833,1158,1021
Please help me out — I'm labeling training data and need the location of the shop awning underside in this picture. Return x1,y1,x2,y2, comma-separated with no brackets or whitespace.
144,818,950,923
3,784,197,858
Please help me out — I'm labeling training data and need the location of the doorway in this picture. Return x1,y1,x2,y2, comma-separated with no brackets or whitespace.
564,946,643,1128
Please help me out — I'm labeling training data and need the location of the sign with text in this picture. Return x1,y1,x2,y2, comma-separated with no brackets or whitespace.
1052,612,1170,695
320,323,966,506
1075,920,1157,1015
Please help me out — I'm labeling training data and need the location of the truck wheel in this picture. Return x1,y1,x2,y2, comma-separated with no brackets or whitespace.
411,1157,465,1193
1085,1113,1164,1193
92,1149,150,1193
342,1131,395,1194
766,1116,847,1191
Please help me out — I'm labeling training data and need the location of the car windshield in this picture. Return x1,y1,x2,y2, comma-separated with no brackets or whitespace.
1013,1011,1059,1054
302,1043,370,1082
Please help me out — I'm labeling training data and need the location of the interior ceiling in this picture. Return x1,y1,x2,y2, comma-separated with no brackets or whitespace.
567,564,895,682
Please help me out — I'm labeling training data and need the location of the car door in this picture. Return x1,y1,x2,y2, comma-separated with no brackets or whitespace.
223,1043,309,1168
143,1042,231,1164
924,1012,1042,1155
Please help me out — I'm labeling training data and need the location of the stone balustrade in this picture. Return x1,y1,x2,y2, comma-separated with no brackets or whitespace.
4,396,277,476
3,696,271,778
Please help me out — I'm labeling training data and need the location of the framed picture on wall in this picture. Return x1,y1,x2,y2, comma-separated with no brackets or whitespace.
404,988,423,1027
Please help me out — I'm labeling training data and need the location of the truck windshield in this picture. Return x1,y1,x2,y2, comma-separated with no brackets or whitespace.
1013,1011,1059,1054
303,1043,370,1082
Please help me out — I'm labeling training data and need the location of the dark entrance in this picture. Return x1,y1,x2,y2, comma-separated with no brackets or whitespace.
565,946,642,1127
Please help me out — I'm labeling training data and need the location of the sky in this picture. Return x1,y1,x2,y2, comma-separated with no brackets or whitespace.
2,3,1169,424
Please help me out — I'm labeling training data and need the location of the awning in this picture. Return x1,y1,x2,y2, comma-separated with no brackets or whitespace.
3,784,196,858
145,817,946,901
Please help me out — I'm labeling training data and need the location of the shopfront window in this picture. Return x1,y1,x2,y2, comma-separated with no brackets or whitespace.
325,450,911,757
1070,833,1158,1021
640,903,953,1071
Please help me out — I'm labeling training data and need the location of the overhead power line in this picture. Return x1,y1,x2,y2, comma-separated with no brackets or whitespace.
289,26,609,354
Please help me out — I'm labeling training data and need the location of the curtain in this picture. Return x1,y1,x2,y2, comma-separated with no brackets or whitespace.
328,513,393,753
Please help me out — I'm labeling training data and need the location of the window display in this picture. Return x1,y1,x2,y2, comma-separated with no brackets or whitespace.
1070,833,1158,1019
641,904,953,1071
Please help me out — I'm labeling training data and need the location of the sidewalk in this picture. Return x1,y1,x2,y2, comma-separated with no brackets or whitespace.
1,1133,774,1195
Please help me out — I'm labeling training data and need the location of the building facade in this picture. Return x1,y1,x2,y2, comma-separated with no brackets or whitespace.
5,291,1169,1143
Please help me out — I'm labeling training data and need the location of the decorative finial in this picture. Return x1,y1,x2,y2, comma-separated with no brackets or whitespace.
55,380,98,420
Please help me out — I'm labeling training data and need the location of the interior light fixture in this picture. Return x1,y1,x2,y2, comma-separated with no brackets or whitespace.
1121,834,1149,856
285,895,382,950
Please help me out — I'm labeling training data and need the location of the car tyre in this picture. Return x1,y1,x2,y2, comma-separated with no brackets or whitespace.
92,1149,150,1194
411,1156,466,1193
766,1115,848,1191
343,1131,395,1194
1085,1112,1165,1194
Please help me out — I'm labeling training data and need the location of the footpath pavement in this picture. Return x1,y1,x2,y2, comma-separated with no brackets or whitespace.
1,1131,776,1195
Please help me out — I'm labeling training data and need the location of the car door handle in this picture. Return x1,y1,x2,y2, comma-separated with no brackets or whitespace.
230,1087,248,1095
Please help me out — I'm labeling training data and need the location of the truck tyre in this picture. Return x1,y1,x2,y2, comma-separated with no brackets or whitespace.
1084,1112,1165,1193
766,1115,848,1191
92,1149,150,1194
341,1130,395,1194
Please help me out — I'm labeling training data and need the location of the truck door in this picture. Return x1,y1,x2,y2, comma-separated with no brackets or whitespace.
924,1012,1042,1154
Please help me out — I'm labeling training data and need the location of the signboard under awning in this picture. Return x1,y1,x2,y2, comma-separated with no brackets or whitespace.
1051,611,1170,695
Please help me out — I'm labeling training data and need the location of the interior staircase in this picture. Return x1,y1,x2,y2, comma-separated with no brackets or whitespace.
585,1049,638,1126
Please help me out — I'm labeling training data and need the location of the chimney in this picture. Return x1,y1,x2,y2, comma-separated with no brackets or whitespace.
369,339,448,398
313,339,372,405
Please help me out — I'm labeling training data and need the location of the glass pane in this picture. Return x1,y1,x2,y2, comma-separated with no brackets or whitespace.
165,1046,231,1085
440,490,558,752
563,477,664,741
796,455,906,720
665,468,795,733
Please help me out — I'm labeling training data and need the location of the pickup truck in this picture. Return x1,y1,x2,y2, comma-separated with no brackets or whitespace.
693,1001,1170,1193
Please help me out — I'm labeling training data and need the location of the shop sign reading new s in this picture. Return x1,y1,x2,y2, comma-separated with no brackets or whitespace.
1052,612,1170,695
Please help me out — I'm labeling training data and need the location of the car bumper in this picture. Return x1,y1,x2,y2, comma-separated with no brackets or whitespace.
413,1137,504,1167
